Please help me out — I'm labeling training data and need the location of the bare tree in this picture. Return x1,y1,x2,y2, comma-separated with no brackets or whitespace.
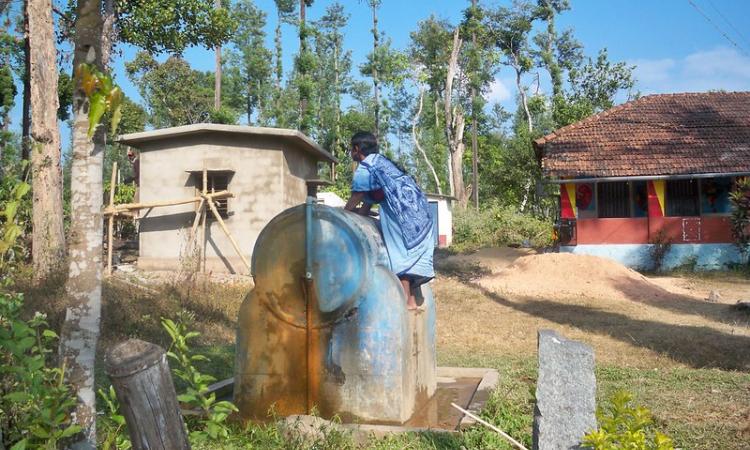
412,83,441,194
443,28,467,207
28,0,65,280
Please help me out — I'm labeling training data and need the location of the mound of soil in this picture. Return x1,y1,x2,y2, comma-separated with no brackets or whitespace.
480,252,675,302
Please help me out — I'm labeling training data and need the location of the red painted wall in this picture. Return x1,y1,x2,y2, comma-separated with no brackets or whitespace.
577,218,649,244
576,216,733,244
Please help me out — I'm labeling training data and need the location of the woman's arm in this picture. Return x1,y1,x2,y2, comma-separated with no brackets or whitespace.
345,192,372,215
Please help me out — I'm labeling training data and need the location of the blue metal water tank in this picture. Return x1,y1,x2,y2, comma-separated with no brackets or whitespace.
234,201,436,423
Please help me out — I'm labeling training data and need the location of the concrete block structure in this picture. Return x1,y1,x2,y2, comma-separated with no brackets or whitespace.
118,124,336,273
426,193,454,248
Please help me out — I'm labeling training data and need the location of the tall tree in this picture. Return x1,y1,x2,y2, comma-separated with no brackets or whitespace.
225,0,272,124
0,5,16,134
367,0,381,138
272,0,296,124
462,0,494,209
62,1,106,444
214,0,222,110
311,2,351,155
126,52,215,127
27,0,65,280
555,48,636,126
443,27,467,204
61,2,236,445
21,0,30,166
486,1,537,132
532,0,583,126
297,0,315,133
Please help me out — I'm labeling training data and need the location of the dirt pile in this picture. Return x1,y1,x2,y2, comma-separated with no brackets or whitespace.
479,252,675,302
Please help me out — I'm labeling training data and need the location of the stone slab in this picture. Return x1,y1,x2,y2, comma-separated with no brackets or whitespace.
533,329,596,450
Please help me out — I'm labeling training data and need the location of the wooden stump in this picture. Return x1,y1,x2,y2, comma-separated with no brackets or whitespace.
105,339,191,450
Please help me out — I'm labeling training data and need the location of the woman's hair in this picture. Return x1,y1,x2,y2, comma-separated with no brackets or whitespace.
351,131,379,156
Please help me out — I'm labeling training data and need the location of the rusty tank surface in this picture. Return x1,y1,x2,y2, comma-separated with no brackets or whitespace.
234,199,436,424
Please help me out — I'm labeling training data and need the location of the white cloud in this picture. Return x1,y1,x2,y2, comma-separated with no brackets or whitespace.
630,46,750,94
484,77,512,103
631,58,676,84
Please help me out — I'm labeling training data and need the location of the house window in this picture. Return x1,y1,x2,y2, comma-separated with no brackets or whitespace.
700,177,732,214
666,179,699,217
192,172,231,218
597,181,630,218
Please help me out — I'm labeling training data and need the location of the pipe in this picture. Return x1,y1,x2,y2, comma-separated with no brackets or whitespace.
546,171,750,185
304,196,314,279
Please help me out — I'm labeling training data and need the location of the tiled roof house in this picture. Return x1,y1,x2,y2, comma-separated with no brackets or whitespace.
534,92,750,270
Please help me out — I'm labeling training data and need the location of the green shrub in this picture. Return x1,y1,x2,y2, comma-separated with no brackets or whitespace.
582,391,674,450
162,317,238,443
0,292,80,449
453,203,553,252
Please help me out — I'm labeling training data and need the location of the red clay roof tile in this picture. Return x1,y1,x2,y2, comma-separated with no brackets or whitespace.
535,92,750,178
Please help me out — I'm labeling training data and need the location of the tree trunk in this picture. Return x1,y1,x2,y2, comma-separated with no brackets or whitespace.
298,0,307,129
214,0,222,110
443,28,467,206
413,86,441,194
28,0,66,280
371,3,379,139
333,36,341,156
470,0,478,210
513,57,532,132
21,0,31,168
60,0,105,446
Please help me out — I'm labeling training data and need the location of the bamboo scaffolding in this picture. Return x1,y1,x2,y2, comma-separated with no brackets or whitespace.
107,162,118,276
102,190,233,215
103,163,249,276
201,166,208,273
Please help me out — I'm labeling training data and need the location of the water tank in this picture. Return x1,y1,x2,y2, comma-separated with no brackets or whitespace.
234,201,436,423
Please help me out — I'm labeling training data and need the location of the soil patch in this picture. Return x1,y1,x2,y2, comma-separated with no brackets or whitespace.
435,250,750,371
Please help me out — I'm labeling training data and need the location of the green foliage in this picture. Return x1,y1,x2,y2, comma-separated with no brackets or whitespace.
224,0,273,125
126,53,214,128
208,106,239,125
0,292,81,449
162,317,239,443
97,386,131,450
115,0,238,54
0,166,31,282
453,202,553,252
729,177,750,261
582,391,674,450
104,181,136,206
555,48,636,127
74,63,124,138
57,71,74,122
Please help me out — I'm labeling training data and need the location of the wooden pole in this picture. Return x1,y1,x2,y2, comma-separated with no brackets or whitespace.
105,339,191,450
102,191,233,215
201,166,207,273
451,403,528,450
206,196,251,272
107,161,117,276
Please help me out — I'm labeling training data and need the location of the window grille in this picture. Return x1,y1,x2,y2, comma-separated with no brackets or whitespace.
597,181,630,218
666,179,699,217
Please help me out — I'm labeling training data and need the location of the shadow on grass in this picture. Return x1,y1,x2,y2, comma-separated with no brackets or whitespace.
464,280,750,371
609,277,750,327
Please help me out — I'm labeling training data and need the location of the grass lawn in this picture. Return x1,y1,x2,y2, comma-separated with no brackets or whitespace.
16,251,750,449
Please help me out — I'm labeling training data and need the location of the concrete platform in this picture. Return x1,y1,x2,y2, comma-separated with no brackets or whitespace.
277,366,499,438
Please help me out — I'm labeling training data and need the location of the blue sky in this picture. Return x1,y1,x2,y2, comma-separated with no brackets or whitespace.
7,0,750,141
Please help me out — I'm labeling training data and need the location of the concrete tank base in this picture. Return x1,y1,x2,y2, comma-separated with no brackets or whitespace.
268,366,498,439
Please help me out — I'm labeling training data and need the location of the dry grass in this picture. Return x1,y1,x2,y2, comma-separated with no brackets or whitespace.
434,249,750,450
